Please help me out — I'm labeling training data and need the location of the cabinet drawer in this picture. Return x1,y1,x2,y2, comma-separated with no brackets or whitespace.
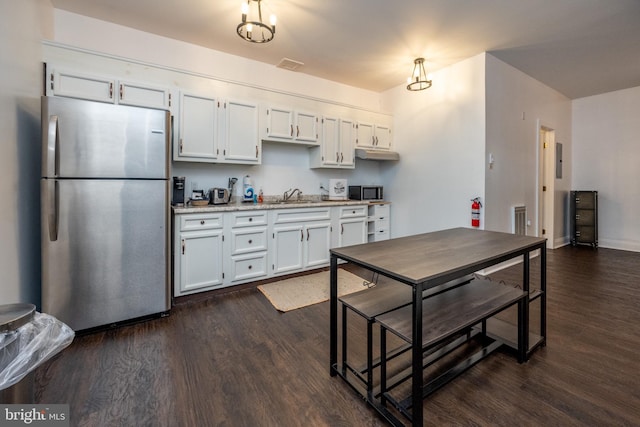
575,210,595,226
575,226,596,243
271,207,331,224
339,206,367,218
230,227,268,255
229,252,268,282
372,230,390,241
230,211,267,227
371,204,390,220
374,219,390,232
574,192,596,209
180,213,224,231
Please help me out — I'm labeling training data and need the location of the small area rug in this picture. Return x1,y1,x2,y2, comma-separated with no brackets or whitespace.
258,269,370,312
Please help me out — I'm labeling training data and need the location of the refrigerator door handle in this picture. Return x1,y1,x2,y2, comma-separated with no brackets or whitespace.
47,115,59,177
46,179,59,241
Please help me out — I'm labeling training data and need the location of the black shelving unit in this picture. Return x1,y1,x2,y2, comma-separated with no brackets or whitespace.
570,190,598,248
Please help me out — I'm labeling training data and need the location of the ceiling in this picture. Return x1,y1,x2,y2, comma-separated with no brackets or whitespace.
50,0,640,99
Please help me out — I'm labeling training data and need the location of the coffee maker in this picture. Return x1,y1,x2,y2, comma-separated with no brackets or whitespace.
172,176,186,206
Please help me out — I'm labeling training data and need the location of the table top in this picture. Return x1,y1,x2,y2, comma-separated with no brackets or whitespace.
330,227,546,287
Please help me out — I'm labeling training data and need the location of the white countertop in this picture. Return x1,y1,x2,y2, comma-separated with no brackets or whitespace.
172,199,374,214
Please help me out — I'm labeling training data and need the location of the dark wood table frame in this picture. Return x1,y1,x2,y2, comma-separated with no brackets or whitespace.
329,227,547,426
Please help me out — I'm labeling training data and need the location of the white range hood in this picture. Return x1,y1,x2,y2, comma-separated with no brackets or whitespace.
355,148,400,161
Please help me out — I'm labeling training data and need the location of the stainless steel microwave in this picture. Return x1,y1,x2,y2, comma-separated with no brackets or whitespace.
349,185,383,201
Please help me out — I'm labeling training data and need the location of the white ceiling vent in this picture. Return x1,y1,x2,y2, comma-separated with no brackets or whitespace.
276,58,304,71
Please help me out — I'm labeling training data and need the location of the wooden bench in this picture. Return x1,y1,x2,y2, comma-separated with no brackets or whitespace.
375,275,527,420
339,274,473,397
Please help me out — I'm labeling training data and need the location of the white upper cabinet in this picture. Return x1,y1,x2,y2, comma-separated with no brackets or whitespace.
356,121,392,150
118,80,171,110
48,68,171,110
178,92,219,160
310,116,355,169
339,118,356,166
176,92,261,164
222,99,260,164
264,106,318,145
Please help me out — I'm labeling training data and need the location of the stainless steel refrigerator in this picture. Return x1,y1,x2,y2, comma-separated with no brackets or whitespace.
41,96,170,331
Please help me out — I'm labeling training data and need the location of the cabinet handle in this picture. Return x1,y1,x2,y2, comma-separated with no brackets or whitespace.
248,265,252,270
336,152,340,162
248,239,253,244
575,215,580,220
249,217,253,222
296,125,300,137
341,224,344,234
109,82,113,99
180,138,184,154
200,220,205,225
256,145,259,158
307,229,310,241
300,230,304,241
119,84,124,99
181,239,185,255
340,153,344,163
290,124,294,137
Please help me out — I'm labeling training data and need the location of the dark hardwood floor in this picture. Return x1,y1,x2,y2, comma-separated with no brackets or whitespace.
35,245,640,426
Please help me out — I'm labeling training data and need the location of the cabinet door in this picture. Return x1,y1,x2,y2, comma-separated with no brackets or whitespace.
266,107,294,139
223,99,260,163
179,92,218,160
356,121,375,148
321,116,340,166
271,225,304,274
374,124,392,149
305,222,332,268
338,218,367,247
295,111,318,143
118,80,171,109
339,119,356,167
50,69,116,103
180,230,224,293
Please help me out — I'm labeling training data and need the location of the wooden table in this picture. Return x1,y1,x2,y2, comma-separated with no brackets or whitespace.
329,227,546,426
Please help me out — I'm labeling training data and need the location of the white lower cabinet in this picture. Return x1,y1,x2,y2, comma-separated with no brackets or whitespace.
226,211,268,284
270,207,332,276
173,203,368,296
174,213,225,296
367,203,391,242
335,205,367,248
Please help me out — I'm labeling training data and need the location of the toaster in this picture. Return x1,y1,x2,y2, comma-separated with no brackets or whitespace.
210,188,230,205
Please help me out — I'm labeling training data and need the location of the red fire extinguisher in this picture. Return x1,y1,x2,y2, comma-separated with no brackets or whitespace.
471,198,482,228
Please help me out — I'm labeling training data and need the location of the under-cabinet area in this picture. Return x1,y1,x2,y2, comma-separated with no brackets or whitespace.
173,202,373,297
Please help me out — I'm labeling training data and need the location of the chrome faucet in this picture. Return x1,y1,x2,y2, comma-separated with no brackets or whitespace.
283,188,302,201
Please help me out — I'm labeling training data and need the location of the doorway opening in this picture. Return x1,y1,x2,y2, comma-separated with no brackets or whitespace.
537,122,556,248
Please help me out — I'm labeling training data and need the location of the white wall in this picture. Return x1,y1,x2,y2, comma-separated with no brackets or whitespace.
572,86,640,251
485,54,572,247
380,54,486,237
0,0,54,305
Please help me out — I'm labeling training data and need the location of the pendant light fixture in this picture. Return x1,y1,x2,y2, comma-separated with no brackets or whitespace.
237,0,276,43
407,58,432,91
